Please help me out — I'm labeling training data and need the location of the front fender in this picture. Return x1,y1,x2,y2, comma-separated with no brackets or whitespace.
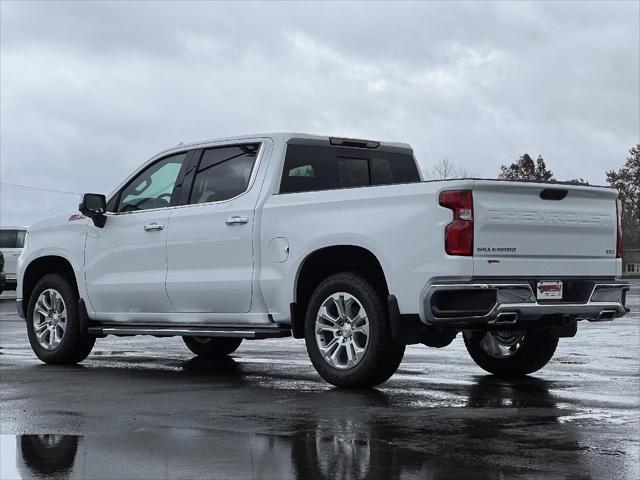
17,214,89,306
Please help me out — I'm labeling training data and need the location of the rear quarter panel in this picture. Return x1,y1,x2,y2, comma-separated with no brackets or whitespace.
259,180,475,322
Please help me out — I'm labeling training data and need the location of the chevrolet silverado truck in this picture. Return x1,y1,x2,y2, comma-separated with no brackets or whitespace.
16,133,630,387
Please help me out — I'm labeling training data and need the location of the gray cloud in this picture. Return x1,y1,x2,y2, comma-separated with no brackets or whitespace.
1,0,638,226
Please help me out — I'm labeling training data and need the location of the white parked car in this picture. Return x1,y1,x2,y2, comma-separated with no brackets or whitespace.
0,226,27,293
16,134,630,387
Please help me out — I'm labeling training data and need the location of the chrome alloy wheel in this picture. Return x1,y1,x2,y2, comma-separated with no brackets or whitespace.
315,292,370,370
36,434,65,448
32,288,67,350
314,419,371,478
479,330,526,359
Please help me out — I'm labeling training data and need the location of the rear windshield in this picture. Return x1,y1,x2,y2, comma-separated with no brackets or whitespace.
0,230,26,248
279,144,420,194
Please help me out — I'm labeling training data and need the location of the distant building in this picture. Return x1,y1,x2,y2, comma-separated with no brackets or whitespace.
622,248,640,278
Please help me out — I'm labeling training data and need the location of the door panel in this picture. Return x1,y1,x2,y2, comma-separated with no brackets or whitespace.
2,248,21,278
166,201,255,313
165,143,261,314
85,211,174,314
84,152,190,315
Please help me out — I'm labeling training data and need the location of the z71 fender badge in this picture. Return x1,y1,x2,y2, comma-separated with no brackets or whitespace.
68,214,86,222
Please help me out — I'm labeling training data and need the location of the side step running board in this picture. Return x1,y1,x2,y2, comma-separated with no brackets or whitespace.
87,325,292,339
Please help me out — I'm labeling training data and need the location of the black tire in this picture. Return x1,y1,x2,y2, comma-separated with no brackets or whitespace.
20,435,78,477
182,336,242,359
26,273,95,364
304,272,405,388
463,329,558,377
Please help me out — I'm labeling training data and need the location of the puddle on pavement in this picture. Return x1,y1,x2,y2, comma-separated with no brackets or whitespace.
0,430,510,480
0,376,637,479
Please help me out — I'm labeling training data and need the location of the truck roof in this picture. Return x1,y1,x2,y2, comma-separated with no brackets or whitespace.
157,133,413,157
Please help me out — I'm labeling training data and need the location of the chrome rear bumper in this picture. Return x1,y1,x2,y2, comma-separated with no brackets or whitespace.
424,281,629,326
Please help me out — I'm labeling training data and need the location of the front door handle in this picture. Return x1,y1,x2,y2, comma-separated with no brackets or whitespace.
225,216,249,225
144,223,164,232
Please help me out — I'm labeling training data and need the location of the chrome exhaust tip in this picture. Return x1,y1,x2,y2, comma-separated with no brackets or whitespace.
490,312,519,325
593,309,617,321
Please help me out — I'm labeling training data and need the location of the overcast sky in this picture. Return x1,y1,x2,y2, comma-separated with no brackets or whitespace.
1,0,639,226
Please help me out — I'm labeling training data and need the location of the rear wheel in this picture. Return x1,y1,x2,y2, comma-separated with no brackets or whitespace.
26,274,95,364
463,329,558,377
304,272,405,388
182,336,242,359
20,435,79,476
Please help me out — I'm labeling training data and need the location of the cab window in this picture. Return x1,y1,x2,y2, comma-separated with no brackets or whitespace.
118,153,187,212
279,144,420,194
189,144,259,204
0,229,26,248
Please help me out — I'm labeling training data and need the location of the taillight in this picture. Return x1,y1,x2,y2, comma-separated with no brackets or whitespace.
439,190,473,256
616,198,624,258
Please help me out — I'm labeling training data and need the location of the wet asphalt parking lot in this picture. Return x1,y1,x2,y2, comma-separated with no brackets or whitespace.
1,283,638,480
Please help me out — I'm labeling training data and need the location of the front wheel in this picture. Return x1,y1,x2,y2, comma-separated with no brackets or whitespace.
463,329,558,377
304,272,405,388
26,274,95,364
182,336,242,359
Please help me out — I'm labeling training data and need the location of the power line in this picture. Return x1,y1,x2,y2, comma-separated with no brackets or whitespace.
0,203,61,212
0,182,82,196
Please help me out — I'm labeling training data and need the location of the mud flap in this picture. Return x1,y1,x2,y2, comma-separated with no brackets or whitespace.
388,295,426,345
550,321,578,338
78,298,90,335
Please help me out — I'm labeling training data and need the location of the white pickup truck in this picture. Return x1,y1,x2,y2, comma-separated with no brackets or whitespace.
16,133,630,387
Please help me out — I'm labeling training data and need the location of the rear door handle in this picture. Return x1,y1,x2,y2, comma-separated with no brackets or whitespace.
225,216,249,225
144,223,164,232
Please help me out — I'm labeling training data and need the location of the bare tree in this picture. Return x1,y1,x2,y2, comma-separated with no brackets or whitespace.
426,158,471,180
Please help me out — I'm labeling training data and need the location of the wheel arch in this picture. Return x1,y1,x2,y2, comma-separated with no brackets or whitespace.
291,245,389,338
22,256,79,312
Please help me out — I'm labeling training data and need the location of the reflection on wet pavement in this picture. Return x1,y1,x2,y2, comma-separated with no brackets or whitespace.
0,376,633,480
1,286,639,479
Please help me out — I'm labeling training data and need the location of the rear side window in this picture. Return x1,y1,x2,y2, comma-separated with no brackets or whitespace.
0,230,26,248
279,145,420,194
189,144,259,204
338,157,369,187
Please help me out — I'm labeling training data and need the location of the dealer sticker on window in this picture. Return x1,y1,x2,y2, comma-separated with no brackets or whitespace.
537,281,563,300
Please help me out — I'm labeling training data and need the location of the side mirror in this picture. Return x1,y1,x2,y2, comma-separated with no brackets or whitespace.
79,193,107,228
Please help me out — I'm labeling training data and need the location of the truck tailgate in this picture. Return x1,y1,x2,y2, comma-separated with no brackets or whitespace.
472,181,619,277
